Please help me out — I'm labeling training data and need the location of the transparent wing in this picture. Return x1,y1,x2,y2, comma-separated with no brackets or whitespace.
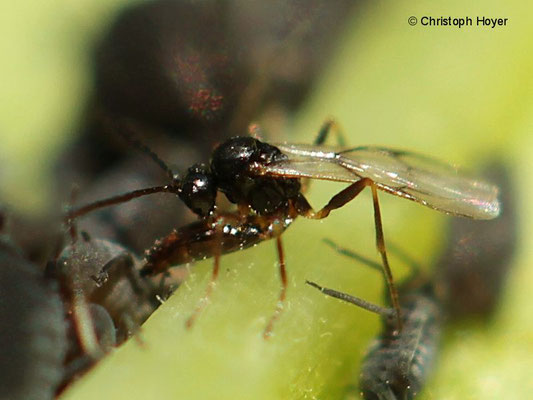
254,144,500,220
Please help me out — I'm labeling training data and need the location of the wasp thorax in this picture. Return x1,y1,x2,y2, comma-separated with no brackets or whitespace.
211,137,300,215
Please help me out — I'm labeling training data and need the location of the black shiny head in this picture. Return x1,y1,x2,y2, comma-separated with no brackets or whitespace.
210,137,301,215
178,163,217,217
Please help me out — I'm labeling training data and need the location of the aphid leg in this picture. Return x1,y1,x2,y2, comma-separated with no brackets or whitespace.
263,236,288,339
94,253,147,298
313,118,347,147
248,123,265,140
295,120,347,193
305,281,394,319
185,219,223,329
121,313,146,347
70,292,104,359
62,193,105,358
299,119,348,193
94,252,158,345
62,356,97,387
386,241,426,290
322,238,383,273
324,238,424,289
296,178,403,331
67,185,80,243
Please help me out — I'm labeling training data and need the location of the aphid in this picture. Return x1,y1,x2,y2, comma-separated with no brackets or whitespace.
0,186,168,391
0,232,67,400
58,0,356,189
21,222,172,394
67,125,499,335
307,241,442,400
49,231,164,354
434,160,517,319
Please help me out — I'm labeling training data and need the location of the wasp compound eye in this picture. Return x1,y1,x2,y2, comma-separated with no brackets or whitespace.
179,163,217,217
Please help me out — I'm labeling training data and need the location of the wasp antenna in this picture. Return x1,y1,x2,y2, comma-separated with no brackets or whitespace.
65,184,182,221
98,112,178,183
117,120,177,182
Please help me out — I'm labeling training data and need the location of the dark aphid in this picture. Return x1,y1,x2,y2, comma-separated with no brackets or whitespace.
0,235,67,400
92,0,249,140
434,160,517,319
68,120,499,335
307,242,442,400
50,233,164,351
358,287,442,400
38,230,174,392
63,0,357,176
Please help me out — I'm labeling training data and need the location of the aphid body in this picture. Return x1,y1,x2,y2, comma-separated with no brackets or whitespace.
435,161,517,318
359,285,442,400
0,236,67,400
52,234,163,345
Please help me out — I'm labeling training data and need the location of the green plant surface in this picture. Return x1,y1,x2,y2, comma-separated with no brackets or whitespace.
0,0,531,399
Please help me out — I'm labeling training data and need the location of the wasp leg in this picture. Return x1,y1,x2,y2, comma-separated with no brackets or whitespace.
263,236,288,339
296,178,403,332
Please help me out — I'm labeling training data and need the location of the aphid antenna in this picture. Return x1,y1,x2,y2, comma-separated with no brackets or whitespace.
322,238,383,273
248,122,265,140
323,238,423,278
305,280,394,319
67,184,80,243
314,118,347,148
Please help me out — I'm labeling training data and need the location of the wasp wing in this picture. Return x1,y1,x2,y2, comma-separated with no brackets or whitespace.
256,144,500,220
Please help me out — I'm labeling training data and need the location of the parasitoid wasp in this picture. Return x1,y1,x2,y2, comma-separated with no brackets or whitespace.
67,120,499,336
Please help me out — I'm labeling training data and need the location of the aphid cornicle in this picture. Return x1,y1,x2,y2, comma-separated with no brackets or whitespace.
68,121,500,336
